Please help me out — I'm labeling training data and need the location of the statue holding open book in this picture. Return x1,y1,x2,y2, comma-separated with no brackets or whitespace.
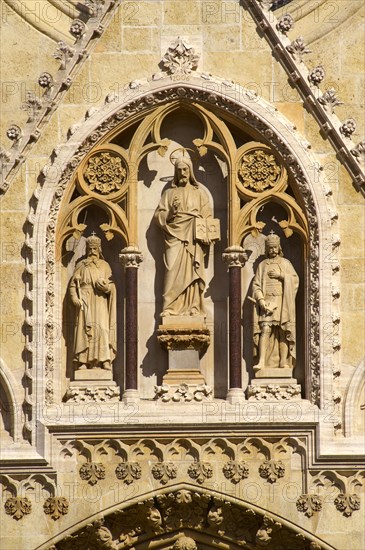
154,155,220,317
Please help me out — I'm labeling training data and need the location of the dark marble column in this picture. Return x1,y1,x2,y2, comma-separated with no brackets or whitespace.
223,246,247,402
119,246,143,401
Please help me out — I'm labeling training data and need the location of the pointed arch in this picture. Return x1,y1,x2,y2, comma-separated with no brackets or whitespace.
25,75,339,440
36,483,336,550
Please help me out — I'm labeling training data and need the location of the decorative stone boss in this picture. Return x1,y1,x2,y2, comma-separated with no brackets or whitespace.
252,233,299,374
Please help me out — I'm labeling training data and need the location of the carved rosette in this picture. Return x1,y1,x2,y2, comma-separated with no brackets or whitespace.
187,462,213,484
238,149,281,192
157,328,210,352
259,460,285,483
83,152,127,194
222,460,249,484
296,494,323,517
334,493,361,517
154,383,212,402
43,497,69,520
79,462,106,485
4,497,32,520
115,462,142,484
151,462,177,485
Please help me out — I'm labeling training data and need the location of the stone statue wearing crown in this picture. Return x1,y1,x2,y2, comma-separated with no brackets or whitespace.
69,234,116,372
154,155,220,318
252,233,299,373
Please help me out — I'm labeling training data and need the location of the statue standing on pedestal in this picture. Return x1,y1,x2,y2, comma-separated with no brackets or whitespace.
154,156,219,317
69,234,116,372
252,233,299,373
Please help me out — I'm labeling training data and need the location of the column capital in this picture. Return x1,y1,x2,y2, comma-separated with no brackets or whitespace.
119,246,143,268
222,246,247,268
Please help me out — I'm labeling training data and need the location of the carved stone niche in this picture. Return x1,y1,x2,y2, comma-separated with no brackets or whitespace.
237,145,307,401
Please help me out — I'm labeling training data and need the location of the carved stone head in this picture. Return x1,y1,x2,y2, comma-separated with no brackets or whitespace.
173,156,199,188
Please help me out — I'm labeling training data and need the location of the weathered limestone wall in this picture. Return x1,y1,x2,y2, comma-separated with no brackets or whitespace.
0,1,364,549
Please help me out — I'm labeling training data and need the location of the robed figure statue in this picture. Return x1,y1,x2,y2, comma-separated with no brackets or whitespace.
252,233,299,373
69,234,116,372
154,156,219,318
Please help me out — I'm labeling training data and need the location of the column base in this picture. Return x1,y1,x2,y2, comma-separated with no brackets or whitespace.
122,389,140,403
226,388,246,403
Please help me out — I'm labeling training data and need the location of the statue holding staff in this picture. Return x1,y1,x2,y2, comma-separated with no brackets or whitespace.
69,234,116,372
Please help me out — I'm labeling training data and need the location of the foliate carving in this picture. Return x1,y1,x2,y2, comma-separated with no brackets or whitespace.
222,246,247,268
21,91,42,122
334,493,361,517
286,37,312,61
156,490,210,530
115,462,142,484
4,497,32,520
223,460,249,484
119,246,144,268
6,124,22,142
187,462,213,484
339,118,357,138
151,462,177,485
64,385,120,402
79,462,106,485
70,19,86,40
276,14,294,34
248,384,301,400
43,497,69,520
162,37,200,76
154,383,212,402
60,518,117,550
259,460,285,483
308,66,325,86
296,494,323,517
256,515,282,546
318,88,344,114
351,140,365,164
238,150,281,191
53,41,75,69
157,328,210,352
86,0,105,18
38,72,54,93
173,537,197,550
84,152,127,194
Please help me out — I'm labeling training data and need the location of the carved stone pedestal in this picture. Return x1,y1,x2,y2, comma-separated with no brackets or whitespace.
74,368,113,381
156,317,211,402
247,378,301,401
64,380,120,402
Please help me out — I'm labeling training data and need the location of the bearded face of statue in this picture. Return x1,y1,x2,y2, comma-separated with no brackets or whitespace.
87,244,100,259
176,162,190,186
